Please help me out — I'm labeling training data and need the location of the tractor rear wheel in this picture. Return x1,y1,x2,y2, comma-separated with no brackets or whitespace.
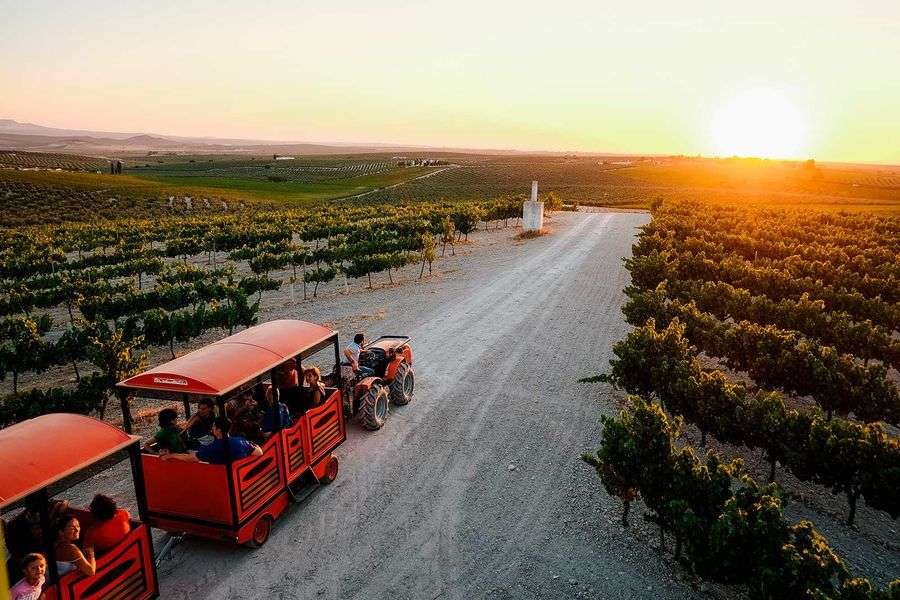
360,385,390,430
390,362,414,406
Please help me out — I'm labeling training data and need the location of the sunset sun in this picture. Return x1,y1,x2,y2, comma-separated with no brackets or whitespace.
710,88,809,159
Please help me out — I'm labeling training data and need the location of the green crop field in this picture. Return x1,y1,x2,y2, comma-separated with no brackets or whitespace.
134,167,432,202
124,154,435,200
119,154,440,203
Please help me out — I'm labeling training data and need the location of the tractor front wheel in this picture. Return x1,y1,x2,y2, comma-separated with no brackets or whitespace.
360,385,390,430
390,362,414,406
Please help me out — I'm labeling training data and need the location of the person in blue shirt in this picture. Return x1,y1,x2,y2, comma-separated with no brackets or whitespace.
261,387,291,438
161,417,262,465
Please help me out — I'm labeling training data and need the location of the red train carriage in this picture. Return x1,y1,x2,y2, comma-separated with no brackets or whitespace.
116,319,346,547
0,414,159,600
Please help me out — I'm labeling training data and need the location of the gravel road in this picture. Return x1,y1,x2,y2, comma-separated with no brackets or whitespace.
147,210,715,600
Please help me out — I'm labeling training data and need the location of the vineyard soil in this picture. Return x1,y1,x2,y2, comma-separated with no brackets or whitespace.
25,211,898,598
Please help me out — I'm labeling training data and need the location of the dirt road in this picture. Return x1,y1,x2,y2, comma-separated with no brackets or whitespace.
153,211,705,599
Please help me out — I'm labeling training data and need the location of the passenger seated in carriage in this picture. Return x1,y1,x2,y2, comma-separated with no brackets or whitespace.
260,387,291,438
226,392,262,443
301,367,327,413
8,552,45,600
53,515,95,577
6,497,69,564
153,408,187,454
185,397,215,448
82,494,130,554
160,417,262,465
278,359,302,413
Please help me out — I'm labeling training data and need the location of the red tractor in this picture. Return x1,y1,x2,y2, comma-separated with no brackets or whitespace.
330,335,415,430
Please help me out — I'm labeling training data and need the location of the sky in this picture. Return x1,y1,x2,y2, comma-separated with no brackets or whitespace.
2,0,899,163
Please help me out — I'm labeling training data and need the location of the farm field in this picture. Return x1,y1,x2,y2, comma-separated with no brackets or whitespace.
2,151,899,227
0,150,110,171
368,156,900,213
125,153,436,200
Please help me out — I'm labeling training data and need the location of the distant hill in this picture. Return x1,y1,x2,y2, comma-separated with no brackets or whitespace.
0,118,641,158
0,120,446,155
0,119,145,140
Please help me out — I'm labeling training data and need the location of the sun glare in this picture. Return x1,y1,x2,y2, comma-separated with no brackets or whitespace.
710,88,809,159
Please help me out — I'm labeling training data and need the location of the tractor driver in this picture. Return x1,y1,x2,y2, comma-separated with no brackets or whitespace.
344,333,375,378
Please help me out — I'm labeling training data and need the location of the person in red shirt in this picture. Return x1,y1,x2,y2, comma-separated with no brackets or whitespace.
82,494,130,553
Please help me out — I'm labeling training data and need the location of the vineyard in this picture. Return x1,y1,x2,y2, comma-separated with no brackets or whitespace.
4,152,899,228
0,150,110,171
0,196,521,428
583,200,900,598
366,156,900,213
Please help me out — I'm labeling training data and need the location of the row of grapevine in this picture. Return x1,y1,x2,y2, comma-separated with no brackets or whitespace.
623,289,900,424
648,220,900,279
629,246,900,331
642,231,900,302
592,317,900,525
583,398,899,600
656,279,900,370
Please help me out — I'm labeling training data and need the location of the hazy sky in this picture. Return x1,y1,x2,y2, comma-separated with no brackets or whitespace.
3,0,899,163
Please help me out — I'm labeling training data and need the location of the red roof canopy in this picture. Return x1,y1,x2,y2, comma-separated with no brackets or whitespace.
117,319,336,398
0,414,140,509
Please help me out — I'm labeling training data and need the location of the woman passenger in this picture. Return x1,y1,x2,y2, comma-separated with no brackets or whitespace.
82,494,130,554
303,367,327,412
53,516,95,577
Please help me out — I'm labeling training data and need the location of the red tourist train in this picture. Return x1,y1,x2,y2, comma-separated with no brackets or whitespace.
115,319,347,548
2,319,415,598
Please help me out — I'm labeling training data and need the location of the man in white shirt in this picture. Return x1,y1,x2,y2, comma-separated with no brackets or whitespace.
344,333,375,377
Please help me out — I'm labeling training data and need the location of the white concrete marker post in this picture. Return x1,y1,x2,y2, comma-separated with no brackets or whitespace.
523,180,544,232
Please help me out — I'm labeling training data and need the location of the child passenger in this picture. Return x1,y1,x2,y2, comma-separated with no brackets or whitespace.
9,552,46,600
